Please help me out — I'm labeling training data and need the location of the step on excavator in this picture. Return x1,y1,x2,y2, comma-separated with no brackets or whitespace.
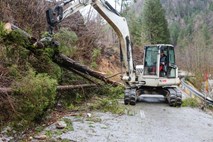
45,0,182,107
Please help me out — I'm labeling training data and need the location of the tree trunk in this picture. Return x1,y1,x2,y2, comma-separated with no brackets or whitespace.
0,84,97,95
52,53,121,86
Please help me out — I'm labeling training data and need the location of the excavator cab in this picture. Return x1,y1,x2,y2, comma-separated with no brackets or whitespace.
142,44,179,87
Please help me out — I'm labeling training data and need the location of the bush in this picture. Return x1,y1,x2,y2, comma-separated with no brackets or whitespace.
182,98,200,107
0,22,7,38
88,97,125,114
95,85,124,99
54,28,78,57
12,69,58,122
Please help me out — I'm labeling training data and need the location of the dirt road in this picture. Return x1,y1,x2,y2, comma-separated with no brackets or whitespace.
38,96,213,142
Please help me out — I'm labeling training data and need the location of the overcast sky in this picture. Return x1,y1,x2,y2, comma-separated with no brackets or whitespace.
46,0,122,11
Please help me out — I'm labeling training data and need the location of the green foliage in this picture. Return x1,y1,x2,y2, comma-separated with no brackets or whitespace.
54,28,78,56
62,118,74,131
169,22,180,45
12,69,58,122
8,64,21,78
142,0,170,44
182,98,200,107
5,30,30,47
90,48,101,69
209,2,213,11
123,11,143,45
29,53,62,81
202,24,211,46
90,62,98,69
89,97,125,114
86,85,125,114
95,85,124,99
92,48,101,61
0,22,7,38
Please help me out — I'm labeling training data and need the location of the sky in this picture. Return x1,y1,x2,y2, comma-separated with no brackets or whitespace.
46,0,122,11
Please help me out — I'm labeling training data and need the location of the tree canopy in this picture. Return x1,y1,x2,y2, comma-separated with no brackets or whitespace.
142,0,170,44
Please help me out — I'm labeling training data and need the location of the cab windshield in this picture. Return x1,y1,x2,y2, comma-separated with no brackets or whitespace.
144,46,158,76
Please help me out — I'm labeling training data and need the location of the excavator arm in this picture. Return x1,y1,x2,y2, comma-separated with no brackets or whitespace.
46,0,182,106
46,0,135,84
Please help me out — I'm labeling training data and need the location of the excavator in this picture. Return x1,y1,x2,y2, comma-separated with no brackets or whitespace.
45,0,182,107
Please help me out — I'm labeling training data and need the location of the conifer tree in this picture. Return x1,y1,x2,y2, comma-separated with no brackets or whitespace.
142,0,170,44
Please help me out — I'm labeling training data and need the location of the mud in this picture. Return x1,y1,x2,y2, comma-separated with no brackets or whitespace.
38,96,213,142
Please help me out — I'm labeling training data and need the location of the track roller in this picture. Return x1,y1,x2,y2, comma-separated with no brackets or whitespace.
166,87,182,107
124,88,137,105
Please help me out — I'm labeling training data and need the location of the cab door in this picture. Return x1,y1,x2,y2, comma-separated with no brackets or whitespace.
167,46,177,78
143,46,159,76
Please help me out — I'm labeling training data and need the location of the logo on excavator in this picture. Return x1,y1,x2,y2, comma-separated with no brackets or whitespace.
160,80,167,83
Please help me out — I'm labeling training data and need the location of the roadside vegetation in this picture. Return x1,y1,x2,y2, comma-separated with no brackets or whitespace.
181,98,200,108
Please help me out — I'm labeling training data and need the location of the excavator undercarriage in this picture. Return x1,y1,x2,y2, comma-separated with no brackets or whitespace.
124,86,182,107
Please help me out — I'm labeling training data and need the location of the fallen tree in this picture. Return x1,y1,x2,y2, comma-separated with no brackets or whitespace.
52,53,121,86
3,23,122,87
0,84,97,95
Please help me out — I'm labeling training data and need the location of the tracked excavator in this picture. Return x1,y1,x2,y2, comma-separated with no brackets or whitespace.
46,0,182,107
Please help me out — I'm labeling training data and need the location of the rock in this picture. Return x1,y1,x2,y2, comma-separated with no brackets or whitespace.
29,136,33,140
56,121,67,129
34,134,47,140
87,113,92,118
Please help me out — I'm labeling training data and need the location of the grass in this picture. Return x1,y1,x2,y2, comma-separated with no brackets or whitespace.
87,97,126,115
182,98,200,107
43,118,73,139
62,118,74,132
86,117,102,123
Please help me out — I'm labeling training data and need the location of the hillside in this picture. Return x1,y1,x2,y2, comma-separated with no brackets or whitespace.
161,0,213,80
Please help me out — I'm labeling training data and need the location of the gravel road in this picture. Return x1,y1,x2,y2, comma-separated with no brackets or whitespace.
38,96,213,142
